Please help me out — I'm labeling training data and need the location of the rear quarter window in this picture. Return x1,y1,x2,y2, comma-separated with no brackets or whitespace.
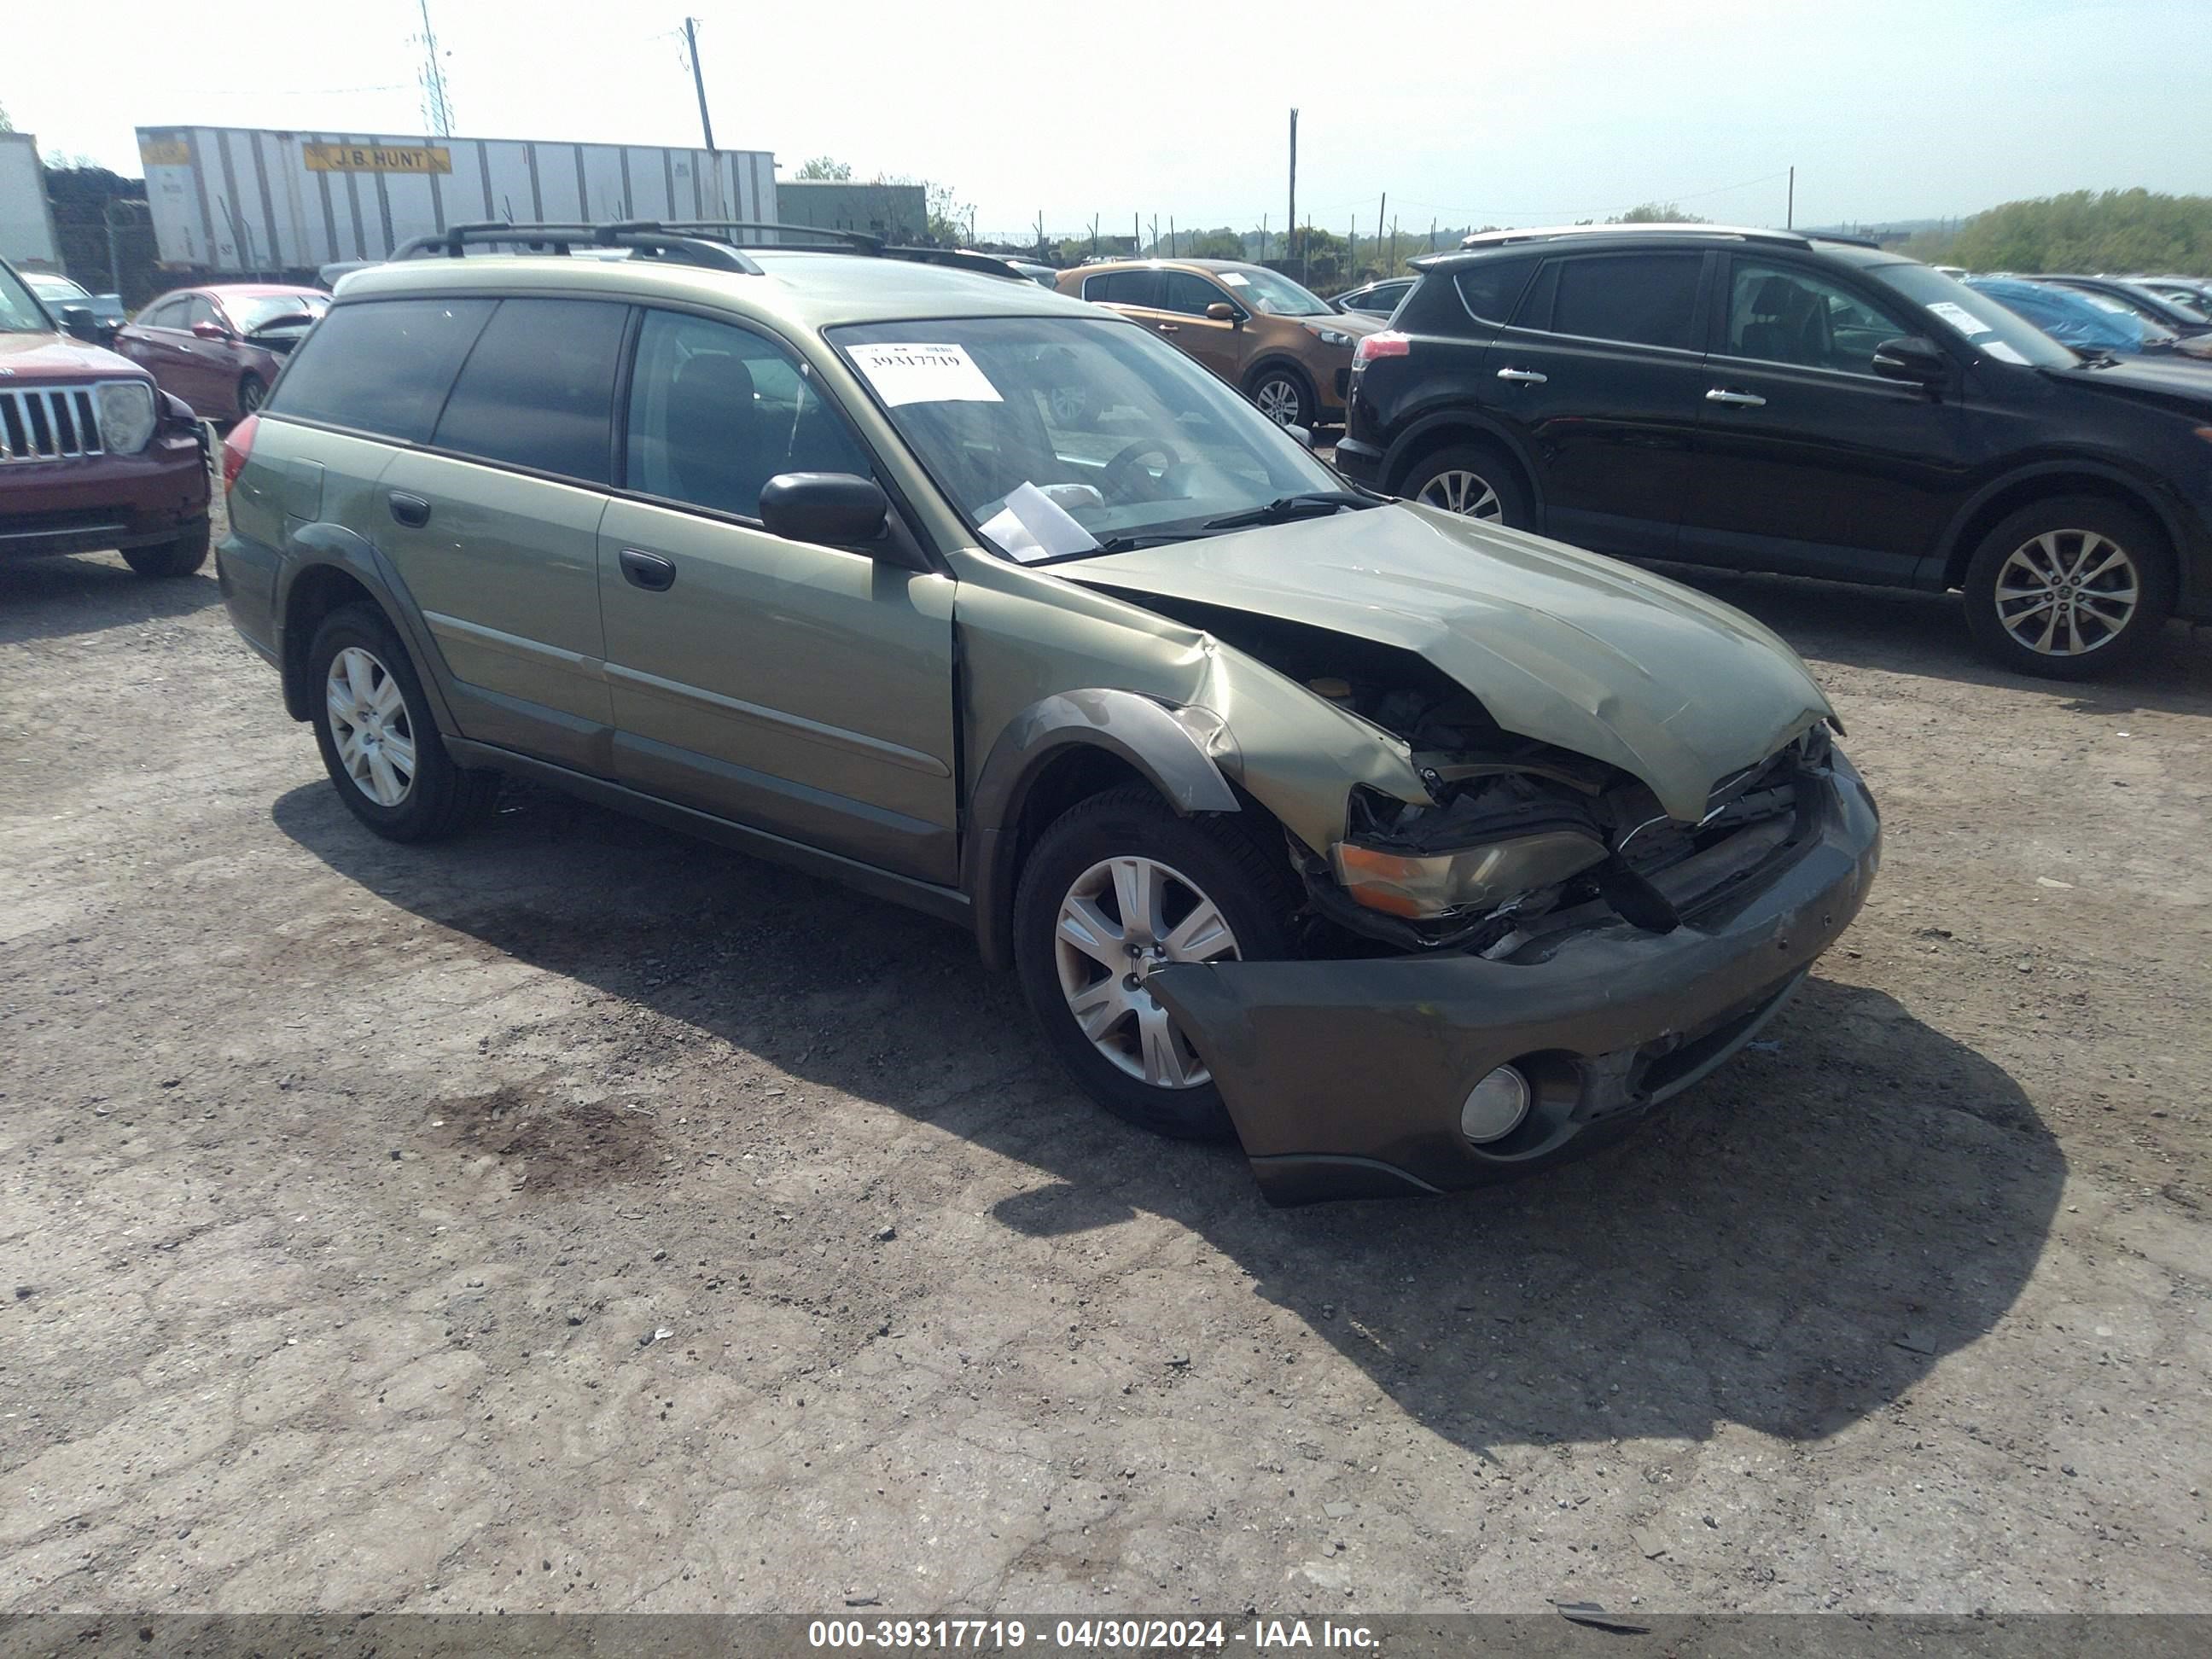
1452,255,1540,327
430,298,629,483
268,298,494,442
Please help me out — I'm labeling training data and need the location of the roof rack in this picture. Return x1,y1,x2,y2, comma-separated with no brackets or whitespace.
659,223,1032,281
1447,223,1879,253
392,220,763,273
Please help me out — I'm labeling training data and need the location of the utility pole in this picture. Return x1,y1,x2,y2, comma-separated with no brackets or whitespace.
417,0,456,137
1089,214,1098,258
1376,194,1386,274
1132,212,1140,256
1260,213,1268,264
1429,217,1436,254
1168,216,1176,258
684,17,715,152
1150,215,1158,256
1287,109,1298,282
1786,166,1795,230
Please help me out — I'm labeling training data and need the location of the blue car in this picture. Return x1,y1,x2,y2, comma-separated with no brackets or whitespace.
1965,276,2167,356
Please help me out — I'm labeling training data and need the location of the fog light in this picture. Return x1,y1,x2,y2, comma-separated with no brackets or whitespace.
1460,1065,1531,1144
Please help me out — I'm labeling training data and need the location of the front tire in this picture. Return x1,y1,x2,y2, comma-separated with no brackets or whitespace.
1246,364,1313,430
306,602,499,841
121,517,211,579
1401,443,1528,527
1961,497,2174,678
1013,788,1294,1141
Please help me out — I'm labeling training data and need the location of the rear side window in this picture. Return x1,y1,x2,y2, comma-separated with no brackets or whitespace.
431,299,628,483
269,298,494,441
1536,252,1703,351
1453,255,1539,324
1084,270,1163,307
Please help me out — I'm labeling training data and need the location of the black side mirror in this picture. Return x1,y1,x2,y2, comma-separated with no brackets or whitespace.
760,471,890,548
57,305,100,343
1871,335,1947,385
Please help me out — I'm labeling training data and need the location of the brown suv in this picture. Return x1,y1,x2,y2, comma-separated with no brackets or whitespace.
0,256,212,577
1057,259,1382,429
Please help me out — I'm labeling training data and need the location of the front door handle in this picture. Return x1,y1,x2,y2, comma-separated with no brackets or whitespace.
1155,323,1180,335
619,547,677,592
1495,366,1547,384
387,492,431,527
1706,388,1768,407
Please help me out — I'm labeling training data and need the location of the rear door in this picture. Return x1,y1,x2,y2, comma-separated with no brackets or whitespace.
117,294,196,403
1679,255,1968,584
1476,248,1710,556
366,295,631,772
597,309,958,883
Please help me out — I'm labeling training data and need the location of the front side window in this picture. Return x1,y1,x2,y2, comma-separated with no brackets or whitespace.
1160,271,1229,317
433,298,629,484
624,310,875,520
1726,259,1914,374
1542,252,1703,351
186,296,222,333
140,297,189,330
830,314,1344,562
268,298,495,440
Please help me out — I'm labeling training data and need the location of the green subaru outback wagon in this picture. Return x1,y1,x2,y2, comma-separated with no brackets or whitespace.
217,223,1879,1205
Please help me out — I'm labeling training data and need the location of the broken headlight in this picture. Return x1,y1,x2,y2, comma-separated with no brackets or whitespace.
1330,829,1608,919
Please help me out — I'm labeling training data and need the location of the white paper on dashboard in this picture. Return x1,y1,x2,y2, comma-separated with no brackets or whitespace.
979,480,1102,564
1220,271,1252,287
1927,301,1994,337
1982,340,2029,364
848,341,1004,406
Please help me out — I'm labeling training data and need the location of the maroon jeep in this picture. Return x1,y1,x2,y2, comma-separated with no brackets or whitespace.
1,256,212,578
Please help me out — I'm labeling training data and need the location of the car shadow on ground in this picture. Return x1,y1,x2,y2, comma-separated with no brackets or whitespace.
1646,561,2212,719
275,777,2063,1455
0,556,223,647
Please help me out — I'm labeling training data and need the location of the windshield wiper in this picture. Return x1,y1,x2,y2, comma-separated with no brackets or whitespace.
1201,491,1375,532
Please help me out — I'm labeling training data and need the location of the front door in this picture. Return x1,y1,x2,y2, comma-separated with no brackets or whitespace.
1475,247,1711,558
1679,255,1969,585
597,309,958,884
1154,270,1245,385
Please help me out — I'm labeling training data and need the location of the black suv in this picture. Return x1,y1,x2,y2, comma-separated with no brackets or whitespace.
1335,224,2212,677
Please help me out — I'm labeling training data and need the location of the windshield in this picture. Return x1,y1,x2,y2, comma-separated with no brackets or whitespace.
232,292,329,333
830,314,1345,562
1965,278,2169,352
27,275,90,300
0,265,55,334
1870,262,2076,369
1219,266,1333,317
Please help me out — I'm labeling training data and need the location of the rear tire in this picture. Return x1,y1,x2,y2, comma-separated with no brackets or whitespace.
1013,788,1295,1142
1960,496,2174,678
306,602,500,841
121,517,211,579
1400,442,1529,527
236,372,267,417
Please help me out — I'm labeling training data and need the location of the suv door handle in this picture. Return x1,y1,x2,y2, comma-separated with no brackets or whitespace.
387,492,431,527
1155,322,1180,334
1494,366,1547,384
1705,388,1768,407
619,548,677,592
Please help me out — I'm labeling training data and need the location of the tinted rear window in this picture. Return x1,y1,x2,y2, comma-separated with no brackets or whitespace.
1540,252,1703,351
269,298,494,440
1452,255,1539,324
1084,270,1162,306
432,298,628,482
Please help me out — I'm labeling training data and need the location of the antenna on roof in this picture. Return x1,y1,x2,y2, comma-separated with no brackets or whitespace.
416,1,457,137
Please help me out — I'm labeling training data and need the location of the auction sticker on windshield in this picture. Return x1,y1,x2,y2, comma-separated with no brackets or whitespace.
849,342,1003,406
1928,300,1994,337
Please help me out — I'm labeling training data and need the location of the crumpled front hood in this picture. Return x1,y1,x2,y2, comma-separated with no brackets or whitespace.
1055,502,1834,823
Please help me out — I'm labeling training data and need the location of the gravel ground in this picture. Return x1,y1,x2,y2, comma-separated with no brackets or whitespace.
2,521,2209,1616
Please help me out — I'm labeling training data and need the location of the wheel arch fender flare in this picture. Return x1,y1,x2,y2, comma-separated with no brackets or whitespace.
1380,410,1545,520
1242,353,1316,397
965,689,1241,972
1934,458,2194,597
276,523,458,736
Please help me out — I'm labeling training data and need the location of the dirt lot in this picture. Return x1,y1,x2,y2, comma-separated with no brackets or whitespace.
3,524,2209,1617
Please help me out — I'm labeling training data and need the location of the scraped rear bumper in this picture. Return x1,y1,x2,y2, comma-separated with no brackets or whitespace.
1148,750,1882,1205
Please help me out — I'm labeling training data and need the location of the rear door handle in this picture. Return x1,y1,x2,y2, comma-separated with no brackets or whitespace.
1705,388,1767,407
387,491,431,527
1495,366,1547,384
619,547,677,592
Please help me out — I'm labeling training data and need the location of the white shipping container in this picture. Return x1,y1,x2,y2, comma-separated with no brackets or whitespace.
133,125,777,273
0,133,64,270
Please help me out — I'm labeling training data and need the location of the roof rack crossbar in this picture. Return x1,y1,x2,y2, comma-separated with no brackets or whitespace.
389,220,764,274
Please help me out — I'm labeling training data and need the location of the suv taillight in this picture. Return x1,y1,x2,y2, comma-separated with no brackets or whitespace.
1353,330,1410,367
221,414,257,494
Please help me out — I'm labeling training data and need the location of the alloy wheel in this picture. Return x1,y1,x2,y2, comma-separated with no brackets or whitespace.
1417,469,1503,521
324,646,417,806
1053,855,1240,1090
1253,377,1301,426
1994,529,2139,658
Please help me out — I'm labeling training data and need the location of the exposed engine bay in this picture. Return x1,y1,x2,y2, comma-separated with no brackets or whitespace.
1147,598,1819,957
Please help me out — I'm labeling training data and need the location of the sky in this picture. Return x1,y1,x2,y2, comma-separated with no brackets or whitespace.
6,0,2206,241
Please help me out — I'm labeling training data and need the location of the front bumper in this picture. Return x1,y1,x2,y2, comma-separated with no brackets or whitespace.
0,428,210,560
1149,749,1882,1205
1329,435,1383,486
